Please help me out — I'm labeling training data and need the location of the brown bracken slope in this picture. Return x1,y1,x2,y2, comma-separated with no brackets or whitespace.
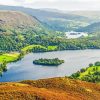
0,10,39,27
0,77,100,100
0,10,42,35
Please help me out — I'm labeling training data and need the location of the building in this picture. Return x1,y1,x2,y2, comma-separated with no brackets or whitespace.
65,31,88,39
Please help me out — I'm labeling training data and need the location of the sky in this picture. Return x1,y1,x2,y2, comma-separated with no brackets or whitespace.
0,0,100,11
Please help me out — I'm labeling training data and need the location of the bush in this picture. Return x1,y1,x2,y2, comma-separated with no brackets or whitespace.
71,71,80,79
80,68,86,73
89,63,93,67
94,61,100,66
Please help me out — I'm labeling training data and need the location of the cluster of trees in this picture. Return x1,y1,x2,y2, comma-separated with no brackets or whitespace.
0,61,7,76
33,58,64,66
89,61,100,67
70,61,100,83
0,34,24,52
81,71,100,83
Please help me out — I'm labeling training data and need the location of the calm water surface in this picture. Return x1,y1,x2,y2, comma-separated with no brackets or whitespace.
1,50,100,82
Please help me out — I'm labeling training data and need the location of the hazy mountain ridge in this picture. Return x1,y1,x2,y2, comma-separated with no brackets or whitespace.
76,22,100,33
0,5,92,32
70,11,100,20
0,5,90,20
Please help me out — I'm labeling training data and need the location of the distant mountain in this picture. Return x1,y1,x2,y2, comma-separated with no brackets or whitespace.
70,11,100,20
0,5,100,32
0,5,90,21
0,5,92,32
39,8,62,13
0,10,47,35
76,22,100,33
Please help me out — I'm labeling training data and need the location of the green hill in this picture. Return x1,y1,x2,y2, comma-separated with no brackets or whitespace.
0,10,46,35
0,10,50,52
76,22,100,33
70,61,100,83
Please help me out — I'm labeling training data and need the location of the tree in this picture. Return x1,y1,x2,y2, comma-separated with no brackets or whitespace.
89,63,93,67
95,61,100,66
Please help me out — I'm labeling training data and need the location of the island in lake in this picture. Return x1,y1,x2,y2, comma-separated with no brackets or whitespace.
33,58,64,66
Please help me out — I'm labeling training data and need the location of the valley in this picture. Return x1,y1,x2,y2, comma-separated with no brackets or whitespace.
0,4,100,100
0,9,100,81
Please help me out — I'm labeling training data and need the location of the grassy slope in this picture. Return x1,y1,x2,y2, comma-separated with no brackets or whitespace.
71,65,100,83
21,45,58,52
0,10,48,36
0,77,100,100
79,66,100,78
47,46,58,51
0,11,39,31
0,52,20,63
21,45,47,52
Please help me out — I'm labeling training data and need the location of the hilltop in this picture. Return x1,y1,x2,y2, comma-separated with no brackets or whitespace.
0,77,100,100
0,10,44,34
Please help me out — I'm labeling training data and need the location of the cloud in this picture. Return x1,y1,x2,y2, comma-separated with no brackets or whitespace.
0,0,100,10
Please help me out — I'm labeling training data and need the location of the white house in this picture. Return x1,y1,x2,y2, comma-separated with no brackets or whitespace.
65,31,88,39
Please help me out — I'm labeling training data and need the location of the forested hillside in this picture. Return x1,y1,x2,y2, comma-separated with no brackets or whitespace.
0,11,50,52
0,10,100,54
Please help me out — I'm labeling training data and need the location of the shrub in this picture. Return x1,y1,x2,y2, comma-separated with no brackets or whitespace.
94,61,100,66
89,63,93,67
80,68,86,73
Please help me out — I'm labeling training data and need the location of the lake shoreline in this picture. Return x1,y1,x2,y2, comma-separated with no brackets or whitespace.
0,49,100,82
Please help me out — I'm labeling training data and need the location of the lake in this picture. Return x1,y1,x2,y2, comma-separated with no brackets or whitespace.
0,50,100,82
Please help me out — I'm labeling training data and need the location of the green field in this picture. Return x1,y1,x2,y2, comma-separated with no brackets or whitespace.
0,53,20,63
47,46,58,51
21,45,47,52
0,45,58,63
79,66,100,78
21,44,58,53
